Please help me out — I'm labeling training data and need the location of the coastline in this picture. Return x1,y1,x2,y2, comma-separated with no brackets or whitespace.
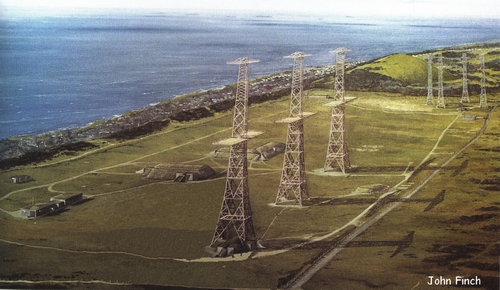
0,66,332,168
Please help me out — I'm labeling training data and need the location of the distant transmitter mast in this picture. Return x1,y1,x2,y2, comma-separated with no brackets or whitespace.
426,53,434,106
479,54,488,109
436,53,445,108
461,52,469,103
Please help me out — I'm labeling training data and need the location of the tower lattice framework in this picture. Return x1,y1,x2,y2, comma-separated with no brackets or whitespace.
461,52,469,103
479,54,488,109
324,48,351,173
332,48,350,101
210,58,262,249
436,53,445,108
426,53,434,105
275,52,315,206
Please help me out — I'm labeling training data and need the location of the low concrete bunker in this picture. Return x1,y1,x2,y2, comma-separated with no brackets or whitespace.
140,164,217,182
10,175,34,184
211,142,285,161
253,142,285,160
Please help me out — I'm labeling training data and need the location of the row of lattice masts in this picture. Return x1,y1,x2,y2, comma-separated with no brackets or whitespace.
209,48,492,251
271,49,354,207
209,50,353,251
426,52,488,109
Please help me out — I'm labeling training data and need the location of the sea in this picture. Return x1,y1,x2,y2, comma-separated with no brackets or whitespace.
1,9,499,139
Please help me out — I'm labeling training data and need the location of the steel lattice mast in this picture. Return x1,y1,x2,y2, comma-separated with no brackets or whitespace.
426,53,434,105
332,48,350,101
479,54,488,109
275,52,315,206
210,57,262,250
461,52,469,103
324,48,351,173
436,53,445,108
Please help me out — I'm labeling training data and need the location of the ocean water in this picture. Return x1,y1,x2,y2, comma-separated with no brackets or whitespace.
0,11,499,139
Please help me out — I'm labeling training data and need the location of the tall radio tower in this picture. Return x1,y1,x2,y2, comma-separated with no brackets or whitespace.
479,54,488,109
436,53,445,108
324,48,351,173
426,53,434,105
275,52,315,206
461,52,469,103
210,58,262,250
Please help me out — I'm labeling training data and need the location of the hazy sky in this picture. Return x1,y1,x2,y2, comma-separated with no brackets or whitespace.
2,0,499,18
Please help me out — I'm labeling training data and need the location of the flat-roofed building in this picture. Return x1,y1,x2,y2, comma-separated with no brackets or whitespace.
20,202,63,218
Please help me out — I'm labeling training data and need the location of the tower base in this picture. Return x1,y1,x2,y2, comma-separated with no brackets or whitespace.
205,239,260,258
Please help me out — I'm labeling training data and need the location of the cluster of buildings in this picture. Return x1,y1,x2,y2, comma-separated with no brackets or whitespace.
9,175,83,219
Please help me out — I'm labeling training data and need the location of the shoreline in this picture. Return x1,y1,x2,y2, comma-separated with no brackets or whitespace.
0,66,332,168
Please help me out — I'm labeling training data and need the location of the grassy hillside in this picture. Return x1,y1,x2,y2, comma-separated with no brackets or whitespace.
346,43,500,93
352,53,455,84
